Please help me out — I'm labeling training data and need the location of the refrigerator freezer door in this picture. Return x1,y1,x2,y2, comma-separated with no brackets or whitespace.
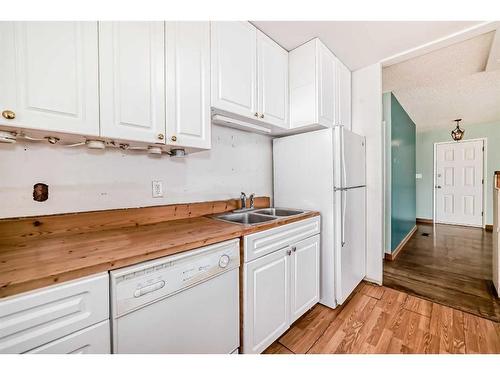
335,186,366,304
341,128,366,188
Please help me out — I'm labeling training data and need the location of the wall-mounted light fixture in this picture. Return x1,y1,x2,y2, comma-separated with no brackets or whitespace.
451,119,464,141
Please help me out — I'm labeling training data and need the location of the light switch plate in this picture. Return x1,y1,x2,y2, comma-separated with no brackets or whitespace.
152,180,163,198
416,173,422,179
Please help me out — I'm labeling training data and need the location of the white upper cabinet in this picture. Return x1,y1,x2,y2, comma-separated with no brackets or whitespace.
99,22,166,144
166,22,211,149
289,38,342,130
211,22,257,119
257,31,289,128
337,60,352,129
317,42,337,127
0,22,99,136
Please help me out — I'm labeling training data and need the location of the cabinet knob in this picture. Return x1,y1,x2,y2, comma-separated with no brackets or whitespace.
157,133,164,140
260,114,264,119
291,246,297,252
171,135,177,142
2,110,15,120
286,249,292,256
254,112,259,117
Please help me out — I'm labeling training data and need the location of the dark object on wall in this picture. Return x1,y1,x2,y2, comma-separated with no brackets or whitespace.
33,183,48,202
451,119,465,141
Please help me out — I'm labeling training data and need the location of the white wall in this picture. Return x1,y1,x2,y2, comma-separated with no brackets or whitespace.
0,125,273,218
352,63,384,284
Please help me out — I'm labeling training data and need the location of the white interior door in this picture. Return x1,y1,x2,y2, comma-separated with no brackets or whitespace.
435,140,484,227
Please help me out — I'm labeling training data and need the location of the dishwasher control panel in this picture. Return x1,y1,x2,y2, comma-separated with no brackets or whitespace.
110,239,240,317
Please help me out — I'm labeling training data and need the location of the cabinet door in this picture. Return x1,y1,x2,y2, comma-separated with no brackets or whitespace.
290,235,320,323
338,61,352,129
317,42,337,127
211,21,257,119
27,321,110,354
257,31,289,128
99,22,165,143
166,22,211,149
0,22,99,136
243,248,290,354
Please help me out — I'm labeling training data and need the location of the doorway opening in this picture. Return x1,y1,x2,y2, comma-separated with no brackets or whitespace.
381,30,500,322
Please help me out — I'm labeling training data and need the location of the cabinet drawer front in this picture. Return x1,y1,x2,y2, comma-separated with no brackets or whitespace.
244,216,320,262
27,320,110,354
0,273,109,354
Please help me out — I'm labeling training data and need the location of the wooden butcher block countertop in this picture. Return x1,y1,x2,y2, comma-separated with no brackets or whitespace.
0,197,319,298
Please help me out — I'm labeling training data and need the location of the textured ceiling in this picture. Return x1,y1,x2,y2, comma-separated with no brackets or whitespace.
251,21,482,70
383,31,500,130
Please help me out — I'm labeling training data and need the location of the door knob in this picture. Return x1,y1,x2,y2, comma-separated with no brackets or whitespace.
157,133,164,140
2,110,15,120
171,135,177,142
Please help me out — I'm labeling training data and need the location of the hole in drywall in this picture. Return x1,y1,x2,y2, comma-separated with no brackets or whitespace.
33,183,48,202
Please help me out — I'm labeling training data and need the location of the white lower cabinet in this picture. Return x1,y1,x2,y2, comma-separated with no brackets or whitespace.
290,235,321,323
27,321,110,354
0,273,109,354
243,248,290,354
242,217,320,354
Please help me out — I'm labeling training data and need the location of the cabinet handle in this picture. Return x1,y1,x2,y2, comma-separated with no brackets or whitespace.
286,249,292,256
291,246,297,252
171,135,177,142
2,110,15,120
254,112,259,117
260,114,264,119
157,133,164,140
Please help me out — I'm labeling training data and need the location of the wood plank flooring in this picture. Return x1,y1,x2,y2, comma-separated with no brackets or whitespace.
383,223,500,322
264,282,500,354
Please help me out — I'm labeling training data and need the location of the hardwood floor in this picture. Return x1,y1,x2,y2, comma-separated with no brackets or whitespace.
264,282,500,354
384,223,500,322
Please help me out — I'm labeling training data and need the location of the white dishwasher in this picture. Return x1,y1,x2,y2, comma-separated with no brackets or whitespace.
110,239,240,354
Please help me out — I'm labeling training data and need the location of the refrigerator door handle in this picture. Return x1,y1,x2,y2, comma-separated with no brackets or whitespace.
341,188,346,247
343,185,366,190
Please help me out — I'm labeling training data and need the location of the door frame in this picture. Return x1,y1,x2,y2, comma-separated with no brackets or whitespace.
432,138,487,227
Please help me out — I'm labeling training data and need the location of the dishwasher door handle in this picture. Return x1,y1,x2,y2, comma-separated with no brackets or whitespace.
133,280,166,298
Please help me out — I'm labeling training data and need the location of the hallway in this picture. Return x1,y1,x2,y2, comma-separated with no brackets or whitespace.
383,222,500,322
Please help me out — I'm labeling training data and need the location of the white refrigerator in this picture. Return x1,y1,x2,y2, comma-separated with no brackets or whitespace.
273,127,366,308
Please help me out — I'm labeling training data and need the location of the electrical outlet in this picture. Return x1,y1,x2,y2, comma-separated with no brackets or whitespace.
152,180,163,198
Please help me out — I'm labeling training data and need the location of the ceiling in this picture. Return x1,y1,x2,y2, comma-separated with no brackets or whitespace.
251,21,483,70
383,31,500,131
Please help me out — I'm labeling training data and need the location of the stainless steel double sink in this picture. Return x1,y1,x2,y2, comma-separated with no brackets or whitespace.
214,208,305,225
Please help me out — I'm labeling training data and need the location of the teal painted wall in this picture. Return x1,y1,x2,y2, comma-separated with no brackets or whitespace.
416,120,500,225
390,94,416,252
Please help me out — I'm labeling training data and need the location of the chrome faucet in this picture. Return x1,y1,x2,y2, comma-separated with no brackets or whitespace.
240,192,247,210
235,192,255,213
